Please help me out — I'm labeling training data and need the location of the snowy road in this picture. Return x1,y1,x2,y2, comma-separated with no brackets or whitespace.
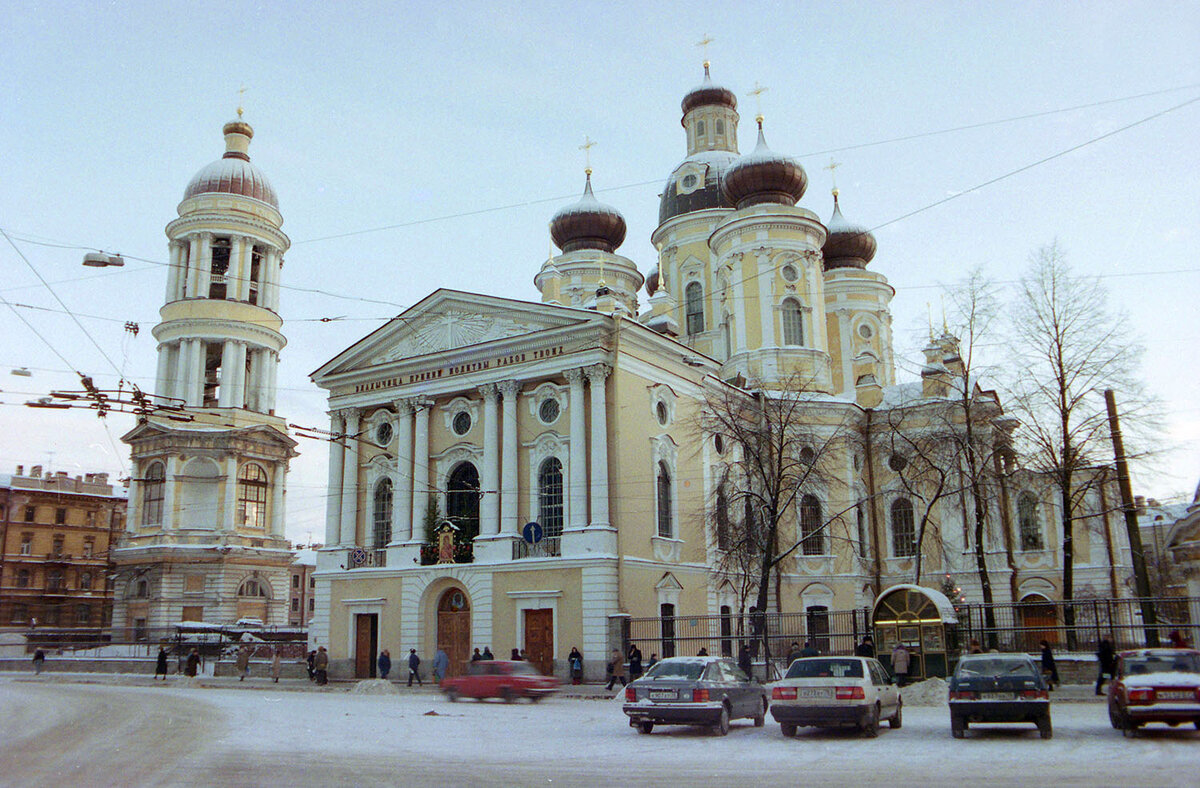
1,678,1197,787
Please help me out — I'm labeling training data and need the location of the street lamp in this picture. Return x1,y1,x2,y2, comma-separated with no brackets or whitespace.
82,252,124,267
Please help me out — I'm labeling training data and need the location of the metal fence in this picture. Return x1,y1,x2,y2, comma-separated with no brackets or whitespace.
3,623,309,661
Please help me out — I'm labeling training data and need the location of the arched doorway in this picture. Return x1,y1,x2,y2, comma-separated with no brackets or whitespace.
1018,593,1059,651
437,587,471,679
873,584,959,679
446,462,480,559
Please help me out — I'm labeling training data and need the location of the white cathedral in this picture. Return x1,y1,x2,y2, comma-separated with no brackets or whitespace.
307,65,1136,680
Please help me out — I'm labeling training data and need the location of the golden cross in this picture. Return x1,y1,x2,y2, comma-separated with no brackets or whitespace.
237,85,247,118
696,34,714,66
579,135,596,174
824,158,841,191
748,82,768,121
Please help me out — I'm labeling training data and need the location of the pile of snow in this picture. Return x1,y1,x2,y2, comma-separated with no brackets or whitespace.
900,677,948,706
352,679,399,695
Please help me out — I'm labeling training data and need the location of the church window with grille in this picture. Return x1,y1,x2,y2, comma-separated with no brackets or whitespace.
237,463,269,529
800,494,824,555
716,485,730,551
1017,492,1044,551
782,298,804,345
656,461,673,538
446,462,481,543
685,282,705,335
142,462,165,526
891,498,916,557
538,457,564,541
373,478,393,550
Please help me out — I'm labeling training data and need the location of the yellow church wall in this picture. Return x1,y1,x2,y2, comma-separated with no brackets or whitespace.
490,567,582,659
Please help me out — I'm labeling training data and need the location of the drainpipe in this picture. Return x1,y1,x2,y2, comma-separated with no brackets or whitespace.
863,410,882,593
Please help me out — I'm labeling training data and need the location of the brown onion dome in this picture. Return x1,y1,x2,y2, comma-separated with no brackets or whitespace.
645,268,660,296
681,62,737,118
822,191,877,269
550,172,627,253
721,120,807,209
183,119,278,208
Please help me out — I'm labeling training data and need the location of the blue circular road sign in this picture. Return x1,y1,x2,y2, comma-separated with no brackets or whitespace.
522,521,543,544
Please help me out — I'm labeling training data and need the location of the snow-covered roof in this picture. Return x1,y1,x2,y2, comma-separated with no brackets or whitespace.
874,584,959,624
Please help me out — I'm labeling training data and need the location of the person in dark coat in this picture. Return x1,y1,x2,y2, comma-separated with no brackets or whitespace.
1168,629,1189,649
737,644,753,679
568,647,584,685
800,639,819,658
32,648,46,674
155,646,169,680
481,646,494,660
306,650,316,681
1096,638,1116,695
185,648,201,677
471,648,483,662
377,649,391,680
314,646,329,685
407,648,423,686
855,635,876,659
1039,640,1060,689
511,648,522,660
647,653,659,671
628,644,643,680
786,641,804,667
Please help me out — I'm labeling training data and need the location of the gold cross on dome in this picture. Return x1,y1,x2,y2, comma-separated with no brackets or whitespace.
697,34,714,66
825,158,841,192
748,82,768,119
579,135,596,174
237,85,247,118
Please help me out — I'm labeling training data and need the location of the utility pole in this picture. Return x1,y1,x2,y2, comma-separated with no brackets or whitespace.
1104,389,1159,647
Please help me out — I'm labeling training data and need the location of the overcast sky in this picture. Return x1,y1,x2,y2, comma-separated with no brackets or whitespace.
1,1,1197,545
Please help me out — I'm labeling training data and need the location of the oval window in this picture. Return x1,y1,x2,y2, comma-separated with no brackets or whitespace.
375,421,393,446
858,324,874,339
681,174,698,189
781,264,798,282
656,401,669,426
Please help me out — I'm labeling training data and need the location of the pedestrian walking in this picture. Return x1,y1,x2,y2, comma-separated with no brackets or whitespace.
32,648,45,675
891,643,911,686
855,635,876,659
1169,629,1189,649
738,644,753,678
306,649,316,681
568,647,584,685
407,648,423,686
786,641,803,666
270,648,283,683
647,653,659,671
185,648,201,677
377,649,391,679
433,647,449,683
1040,640,1060,689
155,646,169,680
313,646,329,685
605,648,627,690
482,646,494,660
628,644,643,681
236,646,252,681
1095,638,1116,695
800,639,819,658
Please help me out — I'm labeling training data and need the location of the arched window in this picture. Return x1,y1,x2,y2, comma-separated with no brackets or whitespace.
141,462,165,526
538,458,564,541
656,461,673,538
715,119,725,136
1017,492,1044,551
800,494,824,555
716,485,730,551
135,579,149,598
891,498,916,557
47,569,64,592
80,572,92,591
373,478,393,550
782,298,804,345
446,462,480,542
685,282,705,335
238,578,269,598
237,464,269,529
696,120,705,138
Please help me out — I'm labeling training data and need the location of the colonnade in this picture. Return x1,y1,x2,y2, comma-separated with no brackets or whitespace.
164,233,281,310
323,364,612,549
154,338,277,413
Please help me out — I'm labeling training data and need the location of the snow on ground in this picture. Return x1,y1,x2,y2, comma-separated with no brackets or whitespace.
1,677,1198,787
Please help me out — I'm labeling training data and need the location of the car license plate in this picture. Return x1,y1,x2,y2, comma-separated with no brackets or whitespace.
649,690,676,700
981,692,1013,700
799,688,833,699
1158,691,1193,700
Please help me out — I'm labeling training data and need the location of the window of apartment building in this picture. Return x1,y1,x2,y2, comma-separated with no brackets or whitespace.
291,598,299,612
11,604,29,624
237,463,269,528
135,579,149,598
52,535,64,557
20,533,32,555
23,506,36,522
46,569,65,592
85,510,95,526
44,607,59,625
83,538,94,558
291,575,300,589
75,605,91,625
184,574,205,593
80,572,92,590
16,569,31,588
55,507,67,525
309,576,315,589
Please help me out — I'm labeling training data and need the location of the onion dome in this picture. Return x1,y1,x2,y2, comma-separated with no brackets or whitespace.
721,119,807,209
681,62,737,118
183,119,278,208
645,268,660,296
658,150,738,224
550,171,626,253
822,191,877,269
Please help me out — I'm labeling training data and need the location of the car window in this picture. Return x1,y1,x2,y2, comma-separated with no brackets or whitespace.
1124,653,1200,675
786,658,864,679
722,661,750,683
468,662,486,676
955,658,1037,679
646,660,706,680
868,662,886,685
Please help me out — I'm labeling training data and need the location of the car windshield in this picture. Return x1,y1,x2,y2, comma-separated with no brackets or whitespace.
786,658,864,679
955,658,1037,679
645,660,706,680
1124,653,1200,675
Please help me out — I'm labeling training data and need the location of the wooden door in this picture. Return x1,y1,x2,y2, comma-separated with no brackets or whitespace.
437,588,471,679
1021,602,1059,650
524,609,554,676
355,613,377,678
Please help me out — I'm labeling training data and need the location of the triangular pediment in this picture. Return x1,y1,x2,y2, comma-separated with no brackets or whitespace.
312,289,604,382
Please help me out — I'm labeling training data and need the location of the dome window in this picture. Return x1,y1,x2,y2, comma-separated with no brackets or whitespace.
681,174,698,189
656,400,670,426
782,298,804,346
209,237,230,299
715,119,725,136
696,120,705,138
858,323,874,340
375,420,393,446
781,264,798,282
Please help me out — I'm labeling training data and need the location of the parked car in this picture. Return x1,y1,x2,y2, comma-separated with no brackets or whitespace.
769,656,902,738
948,653,1052,739
623,656,768,735
1107,648,1200,736
441,659,558,702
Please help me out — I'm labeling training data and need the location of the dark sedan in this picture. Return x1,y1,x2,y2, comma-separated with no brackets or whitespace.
949,653,1052,739
623,656,769,735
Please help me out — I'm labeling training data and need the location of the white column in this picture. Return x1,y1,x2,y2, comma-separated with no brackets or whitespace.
267,249,281,311
187,235,202,297
162,455,179,530
196,233,212,298
166,241,182,301
730,254,748,354
223,456,239,530
218,341,235,407
271,461,286,537
393,400,414,543
756,249,774,346
324,411,345,546
339,408,361,546
264,349,278,414
410,401,431,535
126,470,141,531
154,343,171,398
232,342,248,408
246,349,261,412
586,364,611,528
175,340,191,406
565,367,588,530
480,384,500,535
261,248,276,310
499,379,520,534
230,236,246,301
183,339,203,407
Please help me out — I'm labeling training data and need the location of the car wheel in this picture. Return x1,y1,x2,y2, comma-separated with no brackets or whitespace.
951,714,966,739
445,688,459,703
1037,713,1053,740
500,687,514,704
529,693,541,703
753,698,767,727
637,721,654,735
1122,716,1139,738
714,705,731,736
889,700,903,729
781,722,797,738
1108,704,1122,729
862,705,880,738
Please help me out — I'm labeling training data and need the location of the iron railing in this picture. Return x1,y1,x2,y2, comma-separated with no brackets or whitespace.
512,536,561,559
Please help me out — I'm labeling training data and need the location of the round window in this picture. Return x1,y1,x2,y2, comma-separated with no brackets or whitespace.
681,174,698,189
375,421,393,446
799,446,816,465
714,434,725,455
452,411,472,436
858,323,874,339
539,398,560,424
781,264,798,282
656,401,669,426
888,453,907,472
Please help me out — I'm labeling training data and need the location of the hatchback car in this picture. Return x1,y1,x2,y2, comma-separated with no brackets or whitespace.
441,660,558,702
948,653,1052,739
770,656,902,737
623,656,769,735
1107,648,1200,736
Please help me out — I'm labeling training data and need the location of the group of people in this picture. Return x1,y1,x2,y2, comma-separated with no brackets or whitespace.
375,646,451,686
305,647,329,684
605,643,659,690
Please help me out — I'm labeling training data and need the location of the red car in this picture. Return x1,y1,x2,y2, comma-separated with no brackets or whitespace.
1108,648,1200,737
441,660,559,703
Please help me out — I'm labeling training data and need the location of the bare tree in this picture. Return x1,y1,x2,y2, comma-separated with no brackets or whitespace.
1007,242,1148,646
